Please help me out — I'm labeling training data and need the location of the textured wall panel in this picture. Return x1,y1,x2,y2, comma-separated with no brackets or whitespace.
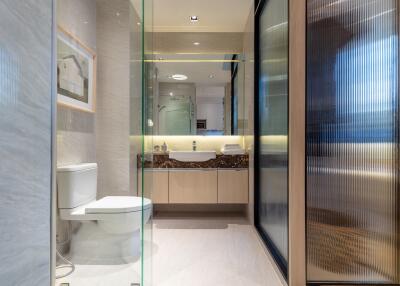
0,0,53,285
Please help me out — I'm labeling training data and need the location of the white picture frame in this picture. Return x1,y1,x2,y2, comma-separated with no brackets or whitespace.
57,27,96,113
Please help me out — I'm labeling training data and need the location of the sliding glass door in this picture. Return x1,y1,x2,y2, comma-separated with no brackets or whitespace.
255,0,289,278
307,0,400,283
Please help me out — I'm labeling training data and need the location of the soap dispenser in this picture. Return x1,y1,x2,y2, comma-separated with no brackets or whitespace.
161,142,168,153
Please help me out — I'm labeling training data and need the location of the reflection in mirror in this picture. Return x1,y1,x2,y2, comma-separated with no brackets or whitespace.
150,53,245,135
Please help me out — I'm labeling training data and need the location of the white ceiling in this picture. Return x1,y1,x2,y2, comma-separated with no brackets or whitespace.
153,0,253,32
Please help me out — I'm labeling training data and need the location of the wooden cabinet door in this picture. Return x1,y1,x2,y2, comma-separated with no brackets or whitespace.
138,170,169,204
218,169,249,204
169,170,218,204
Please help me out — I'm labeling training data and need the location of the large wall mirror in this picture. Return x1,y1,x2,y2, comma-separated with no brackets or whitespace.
145,33,246,136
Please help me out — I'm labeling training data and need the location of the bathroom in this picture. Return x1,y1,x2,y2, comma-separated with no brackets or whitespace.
54,0,268,285
3,0,400,285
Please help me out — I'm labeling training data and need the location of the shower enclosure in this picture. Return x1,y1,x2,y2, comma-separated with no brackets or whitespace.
53,0,155,285
255,0,289,278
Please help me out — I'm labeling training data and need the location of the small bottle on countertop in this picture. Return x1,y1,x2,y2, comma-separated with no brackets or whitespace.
161,142,168,153
192,140,197,151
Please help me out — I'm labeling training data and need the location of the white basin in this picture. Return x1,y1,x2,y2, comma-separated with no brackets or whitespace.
169,151,217,162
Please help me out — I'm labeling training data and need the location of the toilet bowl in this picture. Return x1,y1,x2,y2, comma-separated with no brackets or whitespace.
57,163,152,264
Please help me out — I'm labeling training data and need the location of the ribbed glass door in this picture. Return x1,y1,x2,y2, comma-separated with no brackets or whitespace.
307,0,400,283
255,0,289,277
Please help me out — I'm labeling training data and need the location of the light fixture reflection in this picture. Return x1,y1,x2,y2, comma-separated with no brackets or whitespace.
171,74,188,81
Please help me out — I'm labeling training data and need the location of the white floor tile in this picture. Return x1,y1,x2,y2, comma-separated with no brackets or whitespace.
56,216,284,286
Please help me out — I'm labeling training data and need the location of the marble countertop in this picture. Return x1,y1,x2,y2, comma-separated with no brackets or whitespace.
138,154,249,169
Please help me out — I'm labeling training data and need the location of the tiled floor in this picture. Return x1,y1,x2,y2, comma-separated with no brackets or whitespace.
57,215,284,286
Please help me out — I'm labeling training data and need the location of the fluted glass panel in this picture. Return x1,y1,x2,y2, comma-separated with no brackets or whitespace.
257,0,289,270
307,0,400,283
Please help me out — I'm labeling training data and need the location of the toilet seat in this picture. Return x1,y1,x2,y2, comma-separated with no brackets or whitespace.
85,196,152,214
59,196,152,221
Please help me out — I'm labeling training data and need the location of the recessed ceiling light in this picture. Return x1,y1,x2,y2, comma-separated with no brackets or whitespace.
208,74,215,79
169,92,174,96
83,21,89,24
137,22,141,26
193,42,200,46
116,12,121,17
190,16,199,22
171,74,188,81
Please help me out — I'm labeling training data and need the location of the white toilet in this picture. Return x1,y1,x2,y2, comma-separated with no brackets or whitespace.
57,163,152,264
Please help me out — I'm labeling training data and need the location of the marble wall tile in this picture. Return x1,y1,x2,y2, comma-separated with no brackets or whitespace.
56,0,97,256
0,0,53,285
96,0,134,198
56,0,142,200
56,0,97,167
57,0,97,50
129,4,142,196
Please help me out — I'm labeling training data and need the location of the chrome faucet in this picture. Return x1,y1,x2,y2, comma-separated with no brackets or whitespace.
192,140,197,151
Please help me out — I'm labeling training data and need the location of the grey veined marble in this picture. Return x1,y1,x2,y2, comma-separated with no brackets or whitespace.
0,0,53,285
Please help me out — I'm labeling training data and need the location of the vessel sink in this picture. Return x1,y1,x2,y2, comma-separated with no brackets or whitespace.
169,151,217,162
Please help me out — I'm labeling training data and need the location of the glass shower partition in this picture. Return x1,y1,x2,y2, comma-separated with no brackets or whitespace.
255,0,289,279
140,0,155,285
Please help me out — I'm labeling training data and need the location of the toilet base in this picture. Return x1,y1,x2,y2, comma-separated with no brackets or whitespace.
69,221,141,265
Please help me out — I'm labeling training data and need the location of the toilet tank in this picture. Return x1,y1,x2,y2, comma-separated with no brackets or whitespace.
57,163,98,209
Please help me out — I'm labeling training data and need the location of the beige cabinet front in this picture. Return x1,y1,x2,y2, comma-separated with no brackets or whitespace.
169,170,218,204
218,169,249,203
138,170,169,204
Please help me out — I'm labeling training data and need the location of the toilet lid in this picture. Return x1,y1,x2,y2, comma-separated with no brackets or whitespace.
85,196,152,214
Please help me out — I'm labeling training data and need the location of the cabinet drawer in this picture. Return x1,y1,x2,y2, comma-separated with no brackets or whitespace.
169,170,218,204
138,170,169,204
218,169,248,204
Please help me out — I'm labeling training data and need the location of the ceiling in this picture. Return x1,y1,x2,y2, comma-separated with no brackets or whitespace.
153,32,243,54
153,0,253,32
130,0,252,93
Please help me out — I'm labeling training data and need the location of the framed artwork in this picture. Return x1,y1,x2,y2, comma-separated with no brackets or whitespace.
57,27,96,112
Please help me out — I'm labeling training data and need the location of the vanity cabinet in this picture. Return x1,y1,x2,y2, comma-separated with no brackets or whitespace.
169,170,218,204
138,168,249,204
138,170,169,204
217,169,249,204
